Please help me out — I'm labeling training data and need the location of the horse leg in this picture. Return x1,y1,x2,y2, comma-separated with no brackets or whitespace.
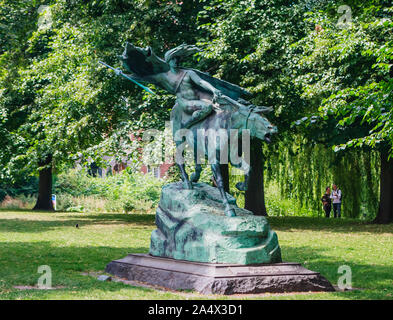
190,133,202,183
190,164,202,183
177,163,192,189
175,141,192,189
211,163,236,217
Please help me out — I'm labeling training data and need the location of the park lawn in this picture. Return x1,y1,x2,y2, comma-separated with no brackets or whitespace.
0,209,392,300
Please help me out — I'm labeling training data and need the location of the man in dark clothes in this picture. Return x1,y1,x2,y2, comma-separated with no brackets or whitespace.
321,187,332,218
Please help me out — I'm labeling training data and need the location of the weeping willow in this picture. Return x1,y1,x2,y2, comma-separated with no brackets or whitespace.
195,136,379,219
264,141,380,219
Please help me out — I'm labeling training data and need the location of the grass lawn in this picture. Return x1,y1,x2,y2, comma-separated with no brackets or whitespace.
0,209,392,300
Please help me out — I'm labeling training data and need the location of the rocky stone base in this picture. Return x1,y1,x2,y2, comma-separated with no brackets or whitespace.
150,182,281,265
105,254,335,295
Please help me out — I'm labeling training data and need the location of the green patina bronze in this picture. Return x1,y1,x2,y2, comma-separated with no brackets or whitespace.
115,43,277,217
150,182,282,264
103,43,282,264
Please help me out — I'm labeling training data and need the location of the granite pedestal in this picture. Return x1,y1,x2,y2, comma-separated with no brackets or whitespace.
106,253,335,295
106,182,334,294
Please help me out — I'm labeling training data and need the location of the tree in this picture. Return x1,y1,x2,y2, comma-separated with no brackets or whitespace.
196,0,308,215
0,0,50,202
293,1,393,223
33,155,53,210
245,139,267,215
1,0,206,209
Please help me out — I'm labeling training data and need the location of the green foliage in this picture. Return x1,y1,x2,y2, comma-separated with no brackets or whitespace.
265,142,380,219
264,1,391,219
54,168,165,213
0,0,204,184
1,0,391,219
0,194,36,210
266,194,316,217
197,0,308,132
0,176,38,202
293,2,393,153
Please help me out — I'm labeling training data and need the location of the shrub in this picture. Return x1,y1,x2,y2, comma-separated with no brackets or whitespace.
53,168,165,213
0,195,36,210
122,199,135,214
56,193,76,211
264,183,320,217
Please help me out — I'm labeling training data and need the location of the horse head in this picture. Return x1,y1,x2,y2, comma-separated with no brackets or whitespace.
232,105,277,143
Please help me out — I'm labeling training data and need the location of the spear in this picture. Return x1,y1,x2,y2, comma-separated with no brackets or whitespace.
98,61,156,95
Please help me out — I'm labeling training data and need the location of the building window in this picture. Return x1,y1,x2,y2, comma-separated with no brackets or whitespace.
153,167,160,178
147,165,160,178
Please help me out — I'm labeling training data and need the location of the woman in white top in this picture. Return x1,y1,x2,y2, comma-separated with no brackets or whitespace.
330,184,342,218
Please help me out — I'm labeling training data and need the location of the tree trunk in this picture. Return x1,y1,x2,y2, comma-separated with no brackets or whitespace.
245,139,267,216
33,155,54,211
220,164,230,194
373,151,393,223
212,165,230,193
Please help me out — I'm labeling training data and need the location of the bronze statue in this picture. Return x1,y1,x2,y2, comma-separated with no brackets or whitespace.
104,43,277,216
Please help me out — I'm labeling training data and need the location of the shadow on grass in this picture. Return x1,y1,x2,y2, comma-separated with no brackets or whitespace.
0,213,155,233
0,240,149,283
267,216,393,234
2,209,391,233
72,213,156,225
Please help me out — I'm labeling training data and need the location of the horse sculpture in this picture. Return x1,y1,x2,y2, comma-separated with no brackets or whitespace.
172,97,277,217
112,43,277,217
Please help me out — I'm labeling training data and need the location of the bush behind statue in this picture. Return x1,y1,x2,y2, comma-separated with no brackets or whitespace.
53,168,165,213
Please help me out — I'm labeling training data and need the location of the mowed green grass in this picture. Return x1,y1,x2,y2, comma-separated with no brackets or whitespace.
0,209,392,300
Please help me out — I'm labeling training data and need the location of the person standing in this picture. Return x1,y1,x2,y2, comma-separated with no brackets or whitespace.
331,184,342,218
321,187,332,218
